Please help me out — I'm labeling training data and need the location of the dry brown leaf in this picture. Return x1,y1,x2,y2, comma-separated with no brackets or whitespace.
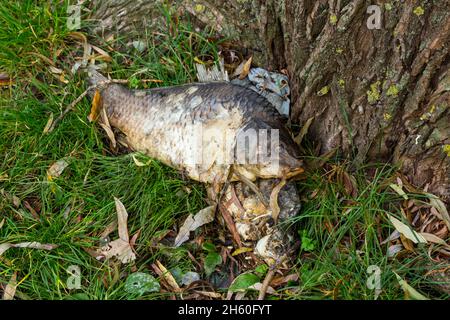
91,44,112,62
97,198,136,263
193,290,222,298
420,232,450,248
156,260,181,292
0,73,12,86
294,116,314,146
400,234,415,252
174,205,216,247
239,56,252,80
42,113,54,134
2,272,17,300
426,194,450,230
100,108,116,148
269,179,287,222
68,32,90,66
0,242,58,256
387,214,427,244
47,159,69,181
248,282,276,294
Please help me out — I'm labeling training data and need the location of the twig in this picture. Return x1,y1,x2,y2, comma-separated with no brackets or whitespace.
257,268,276,300
258,257,286,300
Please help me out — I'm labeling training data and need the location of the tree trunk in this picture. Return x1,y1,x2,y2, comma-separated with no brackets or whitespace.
90,0,450,202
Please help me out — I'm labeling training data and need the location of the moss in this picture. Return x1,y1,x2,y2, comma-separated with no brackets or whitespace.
367,81,381,104
317,85,330,96
194,4,205,13
329,14,338,25
386,84,399,97
383,113,392,121
335,47,344,54
384,3,393,11
413,6,425,16
443,145,450,157
338,79,345,88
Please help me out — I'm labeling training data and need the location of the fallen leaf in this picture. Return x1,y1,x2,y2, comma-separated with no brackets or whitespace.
294,116,314,146
2,272,17,300
91,44,112,62
269,179,286,222
0,73,12,86
420,232,450,248
88,90,102,122
99,108,116,148
389,183,408,200
400,234,415,252
132,154,151,167
0,242,58,256
156,260,181,292
394,272,429,300
97,198,136,263
231,247,253,256
194,290,222,298
68,32,89,67
47,159,69,180
426,193,450,230
387,214,427,244
42,113,54,134
174,206,216,247
239,56,252,80
381,230,401,245
387,244,404,257
0,218,4,229
248,282,276,294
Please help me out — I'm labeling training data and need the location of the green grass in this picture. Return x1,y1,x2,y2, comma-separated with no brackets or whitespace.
0,0,448,300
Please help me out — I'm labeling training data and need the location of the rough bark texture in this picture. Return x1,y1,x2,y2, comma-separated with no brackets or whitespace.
90,0,450,202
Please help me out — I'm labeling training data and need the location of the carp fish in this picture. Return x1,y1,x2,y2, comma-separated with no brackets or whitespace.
87,69,303,184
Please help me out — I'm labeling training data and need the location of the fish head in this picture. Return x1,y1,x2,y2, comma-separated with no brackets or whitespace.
235,121,304,180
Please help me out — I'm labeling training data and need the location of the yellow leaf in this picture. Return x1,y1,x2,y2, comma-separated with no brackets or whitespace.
232,247,253,256
88,90,102,122
239,56,253,80
156,260,181,292
42,112,54,134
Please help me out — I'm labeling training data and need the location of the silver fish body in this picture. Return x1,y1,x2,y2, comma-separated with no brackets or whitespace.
88,70,303,183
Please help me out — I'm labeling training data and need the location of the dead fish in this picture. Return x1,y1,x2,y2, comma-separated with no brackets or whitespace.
221,178,301,263
87,69,303,184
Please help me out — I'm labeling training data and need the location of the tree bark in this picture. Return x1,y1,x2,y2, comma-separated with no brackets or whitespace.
90,0,450,202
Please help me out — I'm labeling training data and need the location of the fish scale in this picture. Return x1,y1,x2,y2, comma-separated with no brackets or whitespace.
88,69,303,184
